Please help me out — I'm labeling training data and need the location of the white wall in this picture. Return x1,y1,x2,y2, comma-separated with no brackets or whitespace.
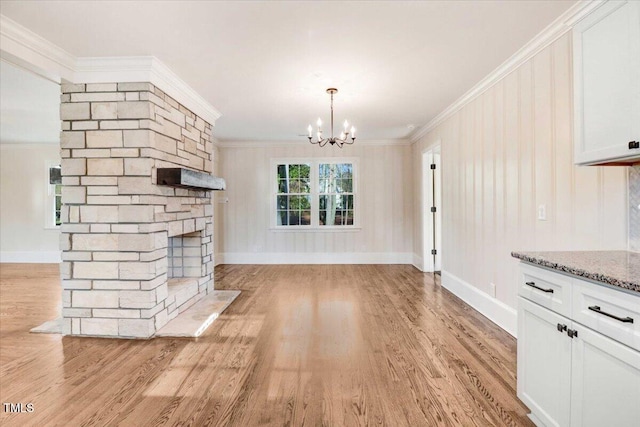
218,142,413,263
412,34,628,334
213,143,224,265
0,144,62,262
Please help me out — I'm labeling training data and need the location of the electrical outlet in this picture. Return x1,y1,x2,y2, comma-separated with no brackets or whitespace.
489,282,496,298
537,204,547,221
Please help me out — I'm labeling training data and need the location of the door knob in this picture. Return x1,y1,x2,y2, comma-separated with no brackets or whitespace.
629,141,640,149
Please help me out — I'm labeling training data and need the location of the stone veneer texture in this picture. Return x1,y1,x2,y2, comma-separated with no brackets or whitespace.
59,82,215,338
630,165,640,252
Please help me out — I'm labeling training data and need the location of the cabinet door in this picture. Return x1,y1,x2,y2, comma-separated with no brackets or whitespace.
573,0,640,165
570,325,640,427
518,297,572,427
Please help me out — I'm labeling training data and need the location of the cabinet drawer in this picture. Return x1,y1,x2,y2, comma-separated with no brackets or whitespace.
519,264,572,317
572,279,640,351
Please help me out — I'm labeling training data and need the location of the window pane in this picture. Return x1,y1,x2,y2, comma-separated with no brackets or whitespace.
298,164,310,179
288,164,299,178
288,211,300,225
277,210,288,226
301,211,311,225
277,164,287,180
340,163,352,176
346,210,354,225
49,167,62,185
300,195,311,209
340,195,353,209
299,178,310,193
278,179,288,193
277,196,288,209
340,178,353,193
318,179,327,193
319,163,328,178
319,210,327,225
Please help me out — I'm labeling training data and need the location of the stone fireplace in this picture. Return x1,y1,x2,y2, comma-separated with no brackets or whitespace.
59,81,223,338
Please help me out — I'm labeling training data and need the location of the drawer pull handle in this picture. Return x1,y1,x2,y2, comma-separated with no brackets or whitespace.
525,281,554,293
588,305,634,323
557,323,567,333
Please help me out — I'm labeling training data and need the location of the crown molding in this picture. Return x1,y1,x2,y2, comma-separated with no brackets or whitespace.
217,139,411,148
410,0,605,143
0,14,76,82
0,14,221,125
75,56,222,125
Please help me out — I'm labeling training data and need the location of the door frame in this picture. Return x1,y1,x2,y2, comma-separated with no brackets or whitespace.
421,144,441,273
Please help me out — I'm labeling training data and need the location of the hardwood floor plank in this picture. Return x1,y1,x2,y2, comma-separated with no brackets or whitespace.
0,263,531,426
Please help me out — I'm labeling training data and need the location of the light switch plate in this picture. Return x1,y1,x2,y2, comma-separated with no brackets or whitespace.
537,204,547,221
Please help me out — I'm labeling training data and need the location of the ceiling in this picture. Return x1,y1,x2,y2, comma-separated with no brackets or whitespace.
0,0,576,142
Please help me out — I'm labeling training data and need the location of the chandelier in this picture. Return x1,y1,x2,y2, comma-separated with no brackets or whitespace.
307,88,356,148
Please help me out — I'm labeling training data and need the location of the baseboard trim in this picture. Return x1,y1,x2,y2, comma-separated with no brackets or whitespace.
214,252,224,267
441,270,517,337
219,252,413,265
0,251,61,263
412,253,424,272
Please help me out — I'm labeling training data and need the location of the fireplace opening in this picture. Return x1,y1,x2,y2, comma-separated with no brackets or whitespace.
168,231,204,278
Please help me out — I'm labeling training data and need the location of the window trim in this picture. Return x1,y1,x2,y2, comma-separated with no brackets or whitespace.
270,157,360,231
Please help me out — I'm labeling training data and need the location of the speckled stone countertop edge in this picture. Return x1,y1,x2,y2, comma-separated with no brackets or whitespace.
511,251,640,294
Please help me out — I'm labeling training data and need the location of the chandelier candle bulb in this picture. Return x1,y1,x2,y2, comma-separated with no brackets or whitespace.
307,125,312,137
351,126,355,137
343,120,349,131
317,118,322,128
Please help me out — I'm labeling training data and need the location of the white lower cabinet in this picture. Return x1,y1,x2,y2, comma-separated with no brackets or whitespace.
569,325,640,427
518,297,572,427
517,266,640,427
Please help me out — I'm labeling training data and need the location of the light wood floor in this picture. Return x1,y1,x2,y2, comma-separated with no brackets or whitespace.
0,264,532,426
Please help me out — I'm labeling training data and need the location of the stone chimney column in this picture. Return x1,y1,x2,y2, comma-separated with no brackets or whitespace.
59,82,215,338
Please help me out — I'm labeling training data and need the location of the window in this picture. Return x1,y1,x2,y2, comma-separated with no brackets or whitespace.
319,163,354,226
273,159,357,229
276,163,311,226
47,164,62,228
54,182,62,226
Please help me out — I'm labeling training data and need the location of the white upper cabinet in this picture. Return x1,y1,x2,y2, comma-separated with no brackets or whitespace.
573,0,640,165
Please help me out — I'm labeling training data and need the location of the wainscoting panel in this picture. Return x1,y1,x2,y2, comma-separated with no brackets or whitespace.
413,33,628,317
219,143,414,260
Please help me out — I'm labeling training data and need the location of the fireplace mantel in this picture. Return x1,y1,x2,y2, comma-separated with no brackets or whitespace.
157,168,226,191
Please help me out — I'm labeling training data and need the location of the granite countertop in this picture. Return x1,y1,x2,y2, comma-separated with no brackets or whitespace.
511,250,640,293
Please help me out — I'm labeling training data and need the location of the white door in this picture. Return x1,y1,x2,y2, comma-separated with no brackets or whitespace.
569,324,640,427
517,297,572,427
